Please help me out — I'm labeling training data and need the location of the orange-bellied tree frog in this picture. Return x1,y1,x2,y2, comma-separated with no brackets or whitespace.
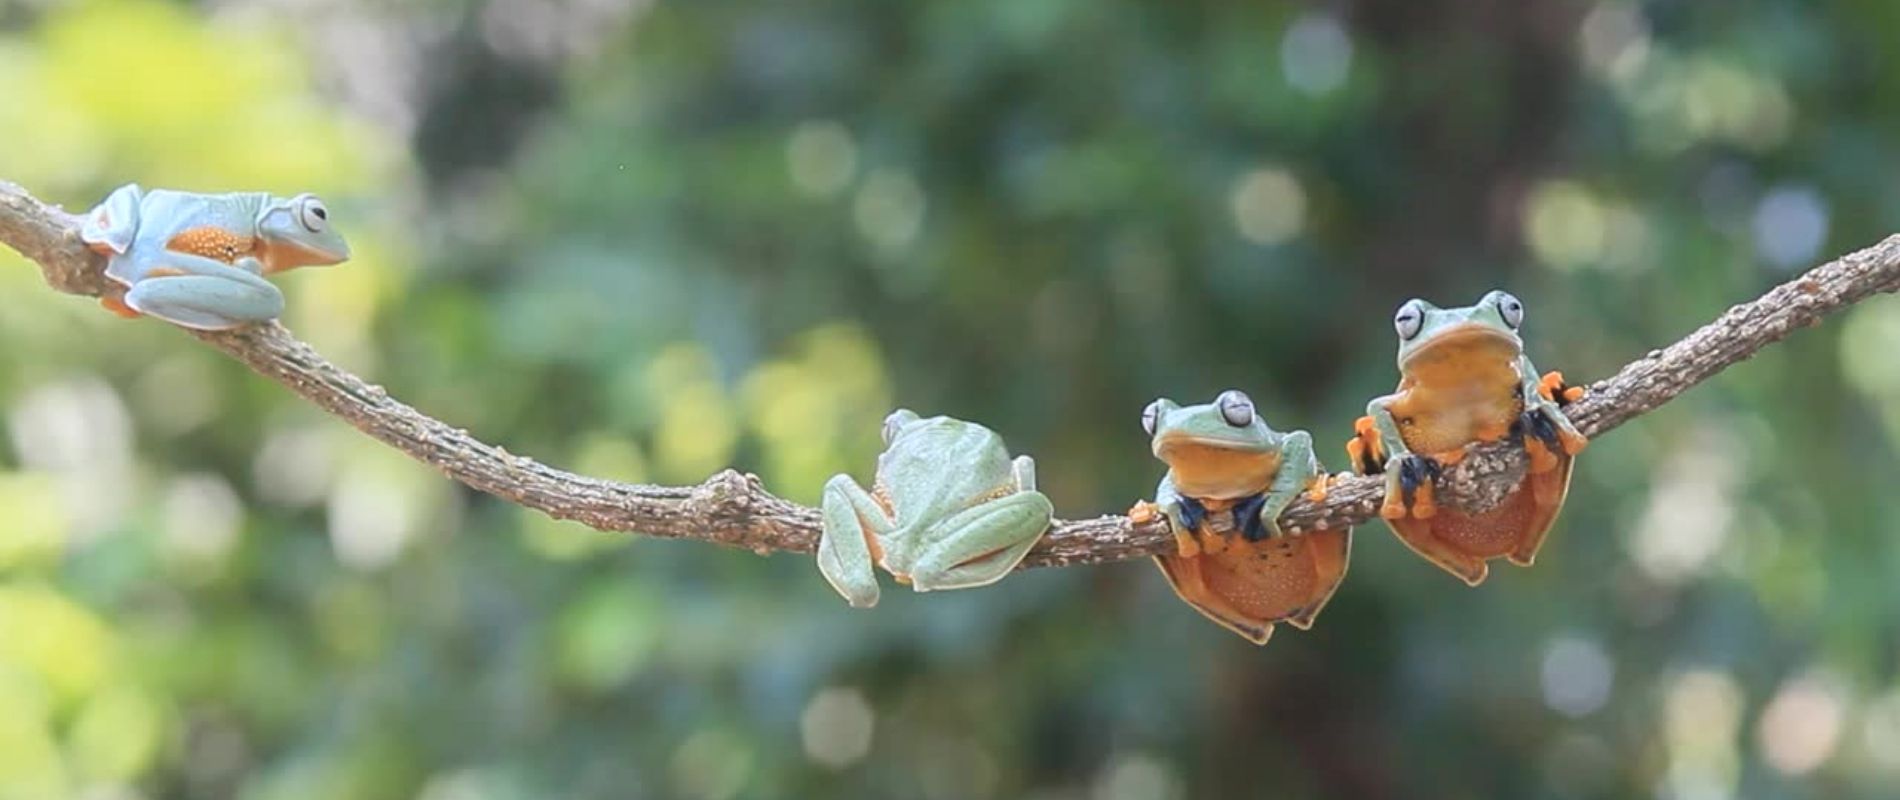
1129,390,1350,645
1346,290,1587,586
816,410,1054,608
79,184,351,330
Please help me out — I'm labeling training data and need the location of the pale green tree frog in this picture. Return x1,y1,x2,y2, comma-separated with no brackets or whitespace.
1129,390,1349,645
1346,290,1587,585
79,183,350,330
816,410,1054,608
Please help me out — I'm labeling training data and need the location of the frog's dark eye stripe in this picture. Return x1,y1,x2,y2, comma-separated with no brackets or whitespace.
1394,299,1426,339
1215,389,1254,427
1141,400,1163,435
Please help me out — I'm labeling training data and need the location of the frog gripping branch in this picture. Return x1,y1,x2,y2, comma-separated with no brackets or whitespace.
79,184,351,330
1131,391,1351,645
816,410,1055,608
3,180,1898,612
1346,291,1587,586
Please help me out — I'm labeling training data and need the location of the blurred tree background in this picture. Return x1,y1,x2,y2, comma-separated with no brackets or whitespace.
3,0,1899,797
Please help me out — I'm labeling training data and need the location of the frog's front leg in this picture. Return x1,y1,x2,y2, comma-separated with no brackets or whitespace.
124,253,286,331
1367,396,1440,520
1516,357,1587,472
1245,430,1323,541
818,474,897,608
1152,475,1206,557
905,487,1052,593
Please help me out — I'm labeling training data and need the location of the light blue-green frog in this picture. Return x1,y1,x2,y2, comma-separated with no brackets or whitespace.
1130,390,1348,645
1345,290,1588,585
79,183,351,330
817,409,1054,608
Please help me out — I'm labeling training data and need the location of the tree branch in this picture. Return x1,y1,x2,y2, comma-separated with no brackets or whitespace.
5,179,1897,569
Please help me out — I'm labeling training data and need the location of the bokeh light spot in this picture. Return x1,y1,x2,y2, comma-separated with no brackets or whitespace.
853,169,926,252
1229,167,1306,245
645,343,741,483
786,120,858,198
1092,753,1182,800
1629,426,1739,584
1524,180,1606,270
800,687,875,769
1757,673,1844,776
1859,689,1900,771
69,685,164,781
671,730,755,800
1752,185,1829,271
1579,2,1650,78
1661,669,1743,799
1540,634,1614,717
1281,13,1352,96
160,473,244,573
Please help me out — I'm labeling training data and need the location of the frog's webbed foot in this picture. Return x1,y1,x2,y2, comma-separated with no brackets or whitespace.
1380,454,1442,520
99,293,142,319
1346,416,1387,475
1539,370,1586,407
1532,371,1590,456
1518,407,1585,481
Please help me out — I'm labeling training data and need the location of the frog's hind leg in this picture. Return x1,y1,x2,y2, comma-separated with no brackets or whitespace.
1151,554,1274,645
123,254,285,331
907,489,1053,592
818,474,895,608
1508,456,1574,567
1286,528,1352,630
1385,515,1489,586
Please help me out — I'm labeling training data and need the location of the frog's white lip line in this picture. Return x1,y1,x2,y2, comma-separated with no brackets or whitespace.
1152,432,1272,458
1400,321,1519,368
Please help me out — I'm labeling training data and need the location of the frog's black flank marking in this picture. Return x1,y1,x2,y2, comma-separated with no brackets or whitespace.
1233,493,1269,541
1177,496,1209,533
1398,455,1442,505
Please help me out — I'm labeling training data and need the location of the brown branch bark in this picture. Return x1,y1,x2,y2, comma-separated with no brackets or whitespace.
5,179,1898,568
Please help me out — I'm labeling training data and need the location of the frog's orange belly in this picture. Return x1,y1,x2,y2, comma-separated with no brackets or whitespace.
1422,496,1532,558
1154,527,1351,643
1198,536,1328,618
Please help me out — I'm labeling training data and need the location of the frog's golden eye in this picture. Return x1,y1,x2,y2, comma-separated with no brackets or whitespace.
1497,292,1525,329
1216,390,1254,427
297,196,330,233
1394,299,1426,340
1141,400,1164,436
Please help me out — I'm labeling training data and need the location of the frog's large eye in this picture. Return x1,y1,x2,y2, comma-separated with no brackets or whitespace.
1141,400,1164,436
1496,292,1525,329
881,412,906,445
1216,390,1254,427
1394,299,1426,340
297,196,330,233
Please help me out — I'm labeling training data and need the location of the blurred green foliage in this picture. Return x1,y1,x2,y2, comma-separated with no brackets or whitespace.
4,0,1900,798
